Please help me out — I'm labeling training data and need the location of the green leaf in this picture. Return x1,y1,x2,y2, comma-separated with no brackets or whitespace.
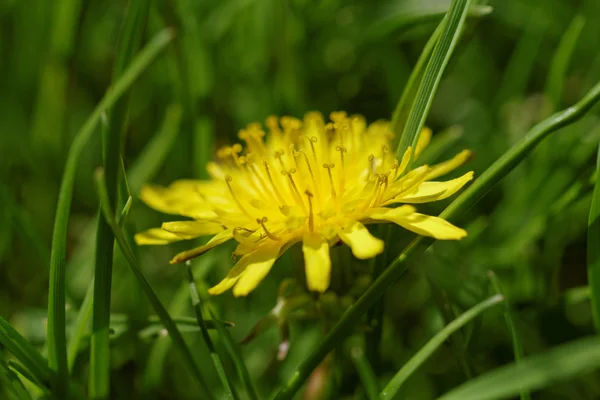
272,80,600,400
186,265,236,399
0,317,52,388
348,341,379,400
395,0,475,162
437,336,600,400
488,271,530,400
89,2,151,396
588,140,600,332
45,21,173,398
93,169,214,399
381,295,503,399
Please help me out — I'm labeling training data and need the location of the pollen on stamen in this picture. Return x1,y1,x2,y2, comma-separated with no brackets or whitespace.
257,217,281,241
323,163,337,199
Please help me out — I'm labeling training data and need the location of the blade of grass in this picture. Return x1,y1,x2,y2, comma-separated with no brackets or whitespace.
381,294,503,399
395,0,474,161
7,361,47,394
2,363,34,400
348,342,379,400
67,283,94,371
0,317,53,389
272,81,600,400
90,1,151,396
437,336,600,400
192,278,260,400
588,140,600,332
390,19,444,141
46,26,173,399
187,265,236,399
93,169,213,399
488,271,530,400
545,15,585,110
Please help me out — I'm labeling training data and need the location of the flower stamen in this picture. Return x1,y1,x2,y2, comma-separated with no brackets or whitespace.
226,176,253,219
257,217,281,241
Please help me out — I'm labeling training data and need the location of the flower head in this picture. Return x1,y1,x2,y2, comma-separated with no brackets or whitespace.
135,112,473,296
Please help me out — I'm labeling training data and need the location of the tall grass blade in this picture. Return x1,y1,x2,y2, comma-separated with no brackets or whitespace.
488,271,530,400
46,25,173,399
390,19,444,140
437,336,600,400
93,169,213,399
90,1,151,396
381,295,503,399
588,141,600,332
272,81,600,400
395,0,474,161
186,265,236,399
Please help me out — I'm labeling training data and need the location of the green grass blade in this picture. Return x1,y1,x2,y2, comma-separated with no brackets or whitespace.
395,0,474,161
186,265,236,399
0,317,52,388
545,15,585,110
67,282,94,371
390,18,444,140
7,361,47,393
93,169,214,399
437,336,600,400
90,2,151,396
488,271,530,400
1,360,33,400
349,343,379,400
381,295,503,399
208,307,260,400
46,26,173,399
272,81,600,400
588,140,600,332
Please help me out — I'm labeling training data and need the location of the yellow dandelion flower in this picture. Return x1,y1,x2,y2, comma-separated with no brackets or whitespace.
135,112,473,296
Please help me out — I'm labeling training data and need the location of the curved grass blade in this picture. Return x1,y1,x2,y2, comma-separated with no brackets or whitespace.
2,361,33,400
488,271,530,400
395,0,474,161
381,295,503,399
46,27,173,399
437,336,600,400
186,265,236,399
0,317,52,389
588,140,600,332
93,169,213,399
272,81,600,400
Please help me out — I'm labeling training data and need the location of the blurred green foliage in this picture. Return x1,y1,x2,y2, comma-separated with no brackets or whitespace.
2,0,600,398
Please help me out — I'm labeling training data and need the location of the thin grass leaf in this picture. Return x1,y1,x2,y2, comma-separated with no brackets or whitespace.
367,2,492,41
390,19,444,141
272,80,600,400
488,271,530,400
7,362,47,394
395,0,474,161
0,317,52,388
437,336,600,400
1,357,34,400
186,265,236,399
588,140,600,332
90,1,151,396
93,169,214,399
46,26,173,398
349,344,379,400
545,15,585,110
381,295,503,399
67,283,93,371
208,308,260,400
